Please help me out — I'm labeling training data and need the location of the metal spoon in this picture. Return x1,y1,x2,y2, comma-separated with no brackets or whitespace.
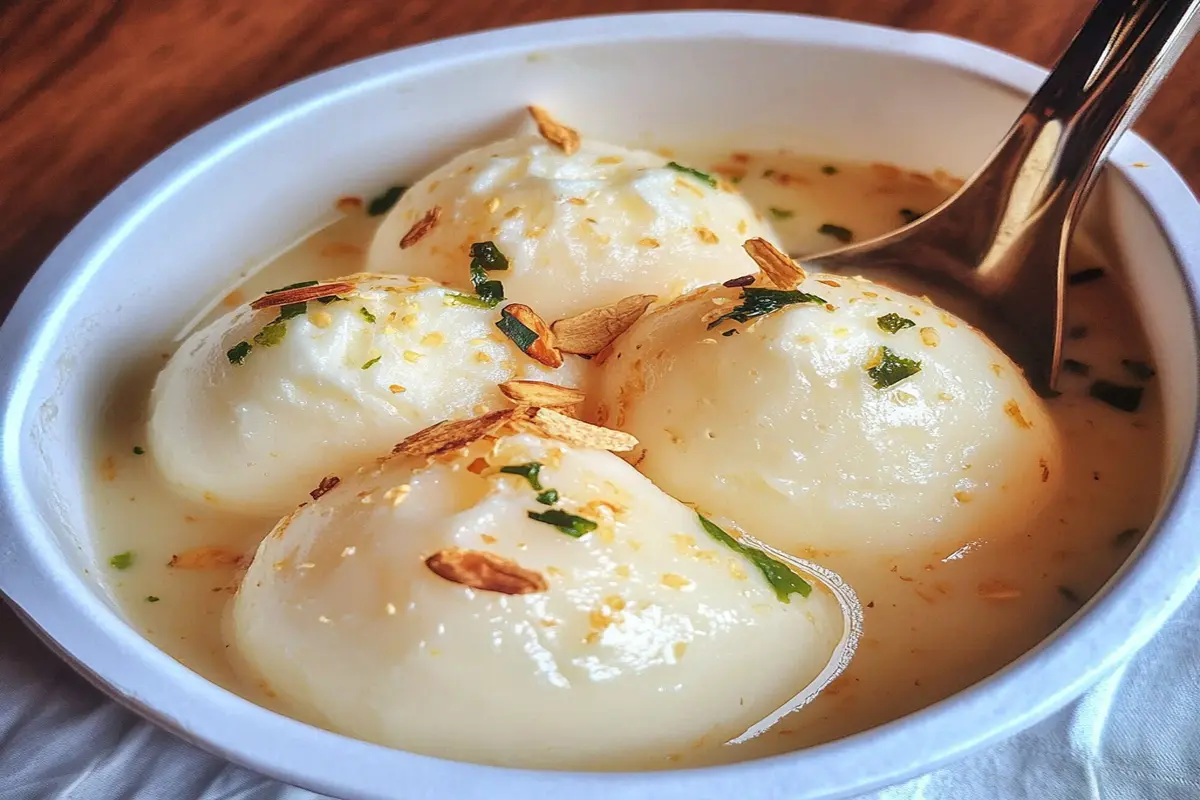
798,0,1200,396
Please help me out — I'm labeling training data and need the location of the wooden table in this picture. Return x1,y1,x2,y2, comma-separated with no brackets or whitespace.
2,0,1198,311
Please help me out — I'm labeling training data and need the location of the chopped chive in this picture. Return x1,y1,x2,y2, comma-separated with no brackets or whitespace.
265,280,318,295
665,161,718,188
1121,359,1156,381
359,306,377,324
867,346,922,389
707,287,826,330
722,329,738,337
253,320,287,347
132,446,145,456
1089,379,1143,412
536,489,559,505
145,596,160,603
227,341,252,365
818,223,853,243
361,356,381,370
469,241,509,272
877,313,915,333
769,207,795,220
315,295,346,305
528,508,597,538
278,302,308,321
496,310,539,352
367,185,407,216
820,164,838,176
1062,359,1090,376
109,551,134,570
499,462,543,491
1067,267,1105,285
698,515,811,602
445,291,500,309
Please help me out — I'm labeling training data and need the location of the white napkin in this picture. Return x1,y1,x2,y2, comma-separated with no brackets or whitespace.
3,590,1197,800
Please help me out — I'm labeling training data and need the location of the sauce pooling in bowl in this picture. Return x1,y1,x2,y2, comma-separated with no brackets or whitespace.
88,146,1162,767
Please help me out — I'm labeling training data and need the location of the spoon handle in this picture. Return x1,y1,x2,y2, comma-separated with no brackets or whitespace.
914,0,1200,392
1021,0,1200,208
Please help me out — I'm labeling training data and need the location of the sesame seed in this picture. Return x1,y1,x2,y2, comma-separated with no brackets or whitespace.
920,327,940,347
297,562,316,570
389,384,406,393
661,572,691,589
474,351,492,363
485,197,501,213
341,546,356,557
404,350,422,363
420,332,445,347
386,603,397,615
638,237,660,248
310,310,333,328
954,491,973,503
694,227,719,245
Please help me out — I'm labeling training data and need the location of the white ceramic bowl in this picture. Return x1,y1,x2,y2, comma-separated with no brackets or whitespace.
2,11,1199,800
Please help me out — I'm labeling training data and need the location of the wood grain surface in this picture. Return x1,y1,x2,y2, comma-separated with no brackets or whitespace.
1,0,1198,313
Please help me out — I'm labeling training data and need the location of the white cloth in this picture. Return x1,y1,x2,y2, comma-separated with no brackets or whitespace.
3,592,1198,800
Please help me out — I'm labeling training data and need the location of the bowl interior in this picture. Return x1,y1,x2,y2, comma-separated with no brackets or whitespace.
2,13,1198,800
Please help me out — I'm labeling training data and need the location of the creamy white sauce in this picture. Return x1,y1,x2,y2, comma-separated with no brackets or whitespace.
88,151,1162,767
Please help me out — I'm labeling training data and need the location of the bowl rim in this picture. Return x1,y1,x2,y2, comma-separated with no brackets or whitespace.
2,10,1200,800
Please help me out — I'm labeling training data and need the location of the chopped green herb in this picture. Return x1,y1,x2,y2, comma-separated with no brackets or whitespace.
361,356,381,370
721,329,738,337
265,280,318,295
500,462,543,491
110,551,134,570
253,320,287,347
278,302,308,321
1113,527,1140,547
315,295,346,305
769,207,795,220
867,346,922,389
877,313,915,333
1067,325,1089,340
227,341,252,365
445,291,500,309
899,208,924,224
496,310,539,351
1067,267,1105,285
367,185,407,216
698,515,811,602
473,277,505,306
528,509,597,538
536,489,559,505
1057,585,1082,605
707,287,826,330
1121,359,1156,381
730,175,744,185
820,164,838,176
469,241,509,272
132,446,145,456
1062,358,1090,376
359,306,377,324
145,596,160,603
1089,379,1142,412
818,223,853,243
665,161,718,188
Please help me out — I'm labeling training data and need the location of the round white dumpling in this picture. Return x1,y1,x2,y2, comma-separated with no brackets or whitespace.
228,425,849,770
366,132,778,320
149,275,584,516
592,274,1063,556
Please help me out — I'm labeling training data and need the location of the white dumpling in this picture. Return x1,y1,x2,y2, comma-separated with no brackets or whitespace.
148,274,584,516
592,273,1063,557
228,422,849,770
365,129,778,320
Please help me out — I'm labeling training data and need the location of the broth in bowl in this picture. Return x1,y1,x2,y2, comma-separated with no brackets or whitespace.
89,109,1161,769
